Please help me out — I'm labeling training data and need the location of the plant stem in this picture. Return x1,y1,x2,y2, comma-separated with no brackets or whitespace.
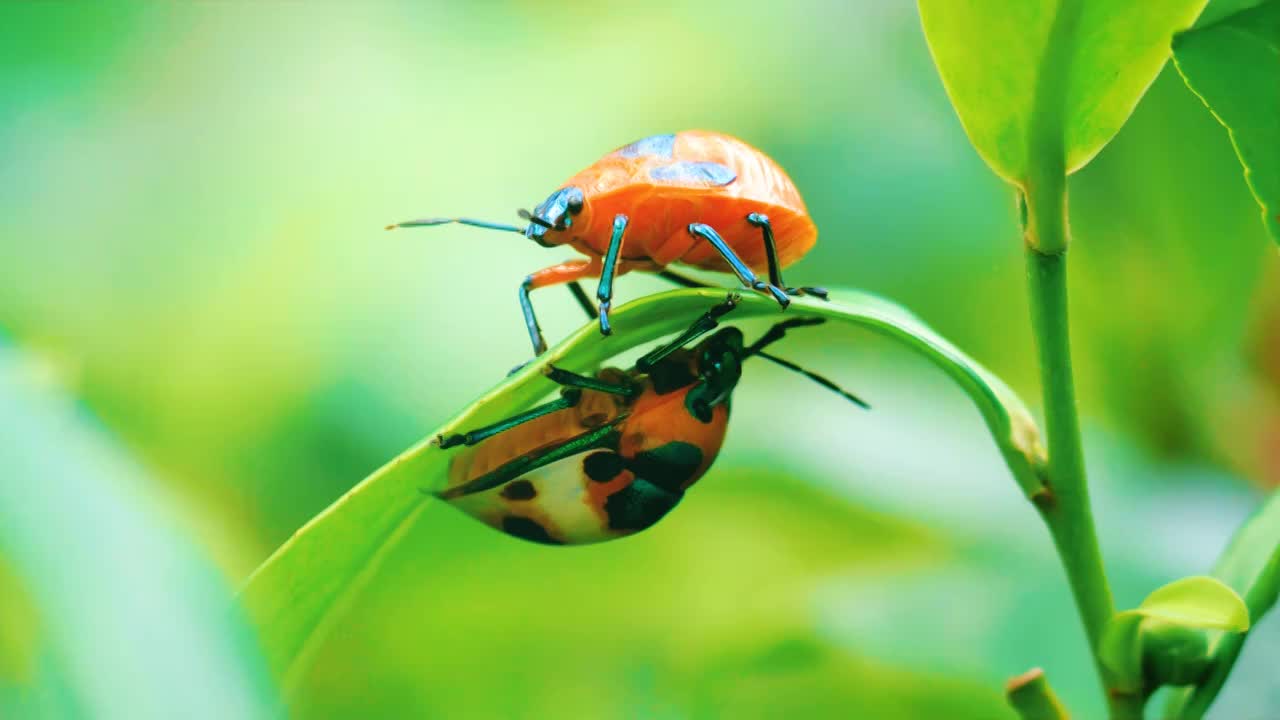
1023,181,1123,715
1007,667,1070,720
1109,692,1147,720
1026,246,1113,650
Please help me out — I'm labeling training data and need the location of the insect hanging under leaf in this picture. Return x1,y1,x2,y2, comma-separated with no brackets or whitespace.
432,296,868,545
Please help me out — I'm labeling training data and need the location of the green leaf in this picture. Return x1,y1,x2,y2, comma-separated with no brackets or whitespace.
1197,0,1266,28
238,287,1047,690
1172,0,1280,243
1165,490,1280,719
0,346,274,717
1099,610,1146,692
918,0,1209,184
1136,575,1250,632
1210,490,1280,620
1140,619,1214,687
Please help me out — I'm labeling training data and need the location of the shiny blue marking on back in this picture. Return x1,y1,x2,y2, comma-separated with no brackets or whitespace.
648,161,737,187
615,133,676,159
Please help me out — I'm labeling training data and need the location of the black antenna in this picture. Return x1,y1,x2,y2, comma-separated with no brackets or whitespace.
746,317,870,409
385,217,525,233
755,350,869,409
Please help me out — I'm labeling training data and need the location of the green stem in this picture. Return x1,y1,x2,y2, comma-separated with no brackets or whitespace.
1026,246,1113,650
1109,692,1147,720
1006,668,1070,720
1023,181,1123,714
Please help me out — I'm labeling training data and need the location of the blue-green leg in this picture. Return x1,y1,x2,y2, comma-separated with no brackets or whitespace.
543,365,637,397
745,213,828,300
436,423,622,500
657,269,826,300
595,214,629,336
440,365,635,450
438,390,583,449
636,294,740,372
519,276,548,355
686,223,790,307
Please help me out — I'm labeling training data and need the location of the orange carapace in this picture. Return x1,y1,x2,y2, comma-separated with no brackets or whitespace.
389,130,826,356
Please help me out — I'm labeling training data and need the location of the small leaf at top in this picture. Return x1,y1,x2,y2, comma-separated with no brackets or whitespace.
918,0,1209,185
1172,0,1280,243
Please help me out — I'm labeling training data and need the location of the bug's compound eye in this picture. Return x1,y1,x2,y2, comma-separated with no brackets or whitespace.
685,384,715,423
553,188,585,230
565,188,585,214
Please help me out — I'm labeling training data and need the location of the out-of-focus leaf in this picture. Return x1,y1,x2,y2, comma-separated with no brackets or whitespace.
239,287,1046,691
918,0,1207,182
1172,0,1280,242
0,347,274,719
1165,490,1280,718
0,561,39,687
1209,491,1280,620
292,469,955,718
690,634,1010,720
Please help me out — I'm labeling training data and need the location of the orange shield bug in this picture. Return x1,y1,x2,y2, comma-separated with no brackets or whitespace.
433,296,866,545
389,131,828,356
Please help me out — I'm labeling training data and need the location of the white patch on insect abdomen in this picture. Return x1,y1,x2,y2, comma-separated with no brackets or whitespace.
446,451,624,545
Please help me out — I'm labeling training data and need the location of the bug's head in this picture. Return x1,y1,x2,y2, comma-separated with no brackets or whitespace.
682,327,746,422
521,186,585,247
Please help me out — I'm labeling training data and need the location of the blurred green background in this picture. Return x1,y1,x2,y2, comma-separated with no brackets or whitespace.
2,2,1278,718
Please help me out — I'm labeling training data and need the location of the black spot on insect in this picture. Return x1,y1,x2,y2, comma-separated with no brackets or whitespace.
502,516,562,545
649,161,736,187
647,359,697,395
628,442,703,493
603,479,682,531
583,451,627,482
500,479,537,501
615,133,675,159
685,392,714,423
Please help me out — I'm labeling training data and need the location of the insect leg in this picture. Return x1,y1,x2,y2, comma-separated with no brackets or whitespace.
595,214,629,336
520,260,598,355
745,213,828,300
436,423,622,500
635,294,740,372
657,268,824,299
543,365,637,397
438,389,585,449
686,223,790,308
567,282,599,320
745,212,786,289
